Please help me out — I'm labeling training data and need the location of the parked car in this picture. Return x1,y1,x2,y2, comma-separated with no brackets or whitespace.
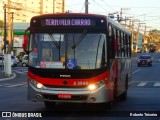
137,54,152,67
22,55,28,67
0,56,4,66
0,55,18,67
11,56,19,66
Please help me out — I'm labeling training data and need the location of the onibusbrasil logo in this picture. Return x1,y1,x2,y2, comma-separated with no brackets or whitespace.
1,112,42,118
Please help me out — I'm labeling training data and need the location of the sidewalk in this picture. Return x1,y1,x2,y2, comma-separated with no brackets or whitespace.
0,70,16,81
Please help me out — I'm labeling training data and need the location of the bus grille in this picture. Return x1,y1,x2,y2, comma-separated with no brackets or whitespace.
45,85,87,88
43,94,88,101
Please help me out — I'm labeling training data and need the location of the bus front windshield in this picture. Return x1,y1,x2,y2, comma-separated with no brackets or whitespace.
29,33,107,70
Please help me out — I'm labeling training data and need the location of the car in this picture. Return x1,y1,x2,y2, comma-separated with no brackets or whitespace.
22,55,28,67
0,56,4,66
11,56,19,66
0,55,18,67
137,55,152,67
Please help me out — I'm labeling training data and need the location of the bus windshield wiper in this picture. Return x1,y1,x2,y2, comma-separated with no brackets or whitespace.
71,29,87,49
48,34,60,49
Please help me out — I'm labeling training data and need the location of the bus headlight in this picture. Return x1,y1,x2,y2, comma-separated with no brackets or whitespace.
88,84,97,90
30,79,44,89
87,78,107,91
37,83,43,89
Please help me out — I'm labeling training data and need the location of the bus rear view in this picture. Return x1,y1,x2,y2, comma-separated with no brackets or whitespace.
23,13,131,109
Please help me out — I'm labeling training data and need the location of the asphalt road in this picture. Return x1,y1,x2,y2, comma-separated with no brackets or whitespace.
0,53,160,120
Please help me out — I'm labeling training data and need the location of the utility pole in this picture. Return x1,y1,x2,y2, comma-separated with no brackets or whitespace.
131,20,135,52
119,8,131,24
143,26,152,52
85,0,88,13
135,22,146,53
120,8,122,22
135,22,140,53
3,4,7,72
142,26,147,53
62,0,65,13
40,0,43,14
7,0,12,54
4,0,12,76
53,0,56,13
5,0,21,76
11,12,14,52
3,4,7,54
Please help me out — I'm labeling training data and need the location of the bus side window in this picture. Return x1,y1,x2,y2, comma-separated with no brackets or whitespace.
128,36,132,57
121,32,124,58
114,28,118,58
117,30,121,57
108,24,115,58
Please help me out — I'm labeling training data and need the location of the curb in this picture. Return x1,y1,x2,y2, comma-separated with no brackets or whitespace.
0,73,16,82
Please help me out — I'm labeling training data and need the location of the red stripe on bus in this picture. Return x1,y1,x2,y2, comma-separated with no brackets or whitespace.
28,70,110,87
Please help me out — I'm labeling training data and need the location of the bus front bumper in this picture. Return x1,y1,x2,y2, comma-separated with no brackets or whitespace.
28,83,110,103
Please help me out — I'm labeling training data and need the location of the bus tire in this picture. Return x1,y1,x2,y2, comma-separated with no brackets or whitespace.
97,102,112,110
119,91,127,101
44,101,56,109
105,102,112,110
119,77,128,101
113,79,117,101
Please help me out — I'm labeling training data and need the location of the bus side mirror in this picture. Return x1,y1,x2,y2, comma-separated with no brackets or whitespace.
23,28,30,54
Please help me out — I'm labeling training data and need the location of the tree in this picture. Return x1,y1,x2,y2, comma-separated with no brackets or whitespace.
148,29,160,51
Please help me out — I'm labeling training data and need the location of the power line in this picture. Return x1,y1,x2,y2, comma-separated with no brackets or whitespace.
101,0,118,12
91,0,108,12
80,2,85,13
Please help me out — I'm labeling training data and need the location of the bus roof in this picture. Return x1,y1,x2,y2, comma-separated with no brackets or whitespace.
31,13,109,19
30,13,131,34
107,17,131,34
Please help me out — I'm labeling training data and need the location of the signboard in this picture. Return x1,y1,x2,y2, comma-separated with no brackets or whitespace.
41,18,95,27
40,61,63,68
41,34,64,41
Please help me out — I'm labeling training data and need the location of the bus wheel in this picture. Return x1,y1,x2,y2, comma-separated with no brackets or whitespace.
105,102,112,110
119,91,127,101
44,101,56,109
113,80,117,101
98,102,112,110
119,78,128,101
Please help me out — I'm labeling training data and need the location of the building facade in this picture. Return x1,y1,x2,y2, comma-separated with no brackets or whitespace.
1,0,65,22
0,0,65,55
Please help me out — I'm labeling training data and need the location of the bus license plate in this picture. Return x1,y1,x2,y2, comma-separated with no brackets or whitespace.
58,94,72,99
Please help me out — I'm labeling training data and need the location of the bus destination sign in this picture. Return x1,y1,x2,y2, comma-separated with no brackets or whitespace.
41,18,95,26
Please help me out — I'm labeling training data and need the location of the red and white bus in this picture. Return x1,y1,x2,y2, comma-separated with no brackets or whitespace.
23,13,132,108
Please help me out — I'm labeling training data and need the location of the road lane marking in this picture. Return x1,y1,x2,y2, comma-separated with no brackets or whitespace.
137,82,147,86
22,85,27,87
152,52,158,59
153,82,160,87
12,70,27,74
131,69,141,74
6,83,27,87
